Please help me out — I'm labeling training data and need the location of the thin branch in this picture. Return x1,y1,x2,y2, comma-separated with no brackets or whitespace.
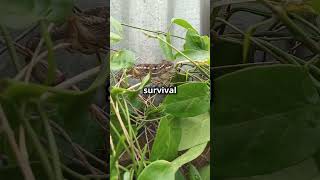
0,24,38,55
20,113,55,180
0,25,22,71
0,104,35,180
259,0,320,54
55,66,101,89
121,23,185,40
40,21,56,85
38,103,64,180
15,43,71,81
24,24,54,83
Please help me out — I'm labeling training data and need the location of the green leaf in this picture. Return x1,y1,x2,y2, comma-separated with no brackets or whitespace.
163,82,210,118
213,65,320,177
123,172,130,180
111,32,122,44
184,29,208,51
171,18,198,33
110,137,125,180
0,79,76,103
212,39,242,66
309,0,320,14
110,50,135,71
303,0,320,14
311,175,320,180
138,143,207,180
110,16,123,35
138,160,176,180
111,73,151,97
150,116,181,161
175,49,209,62
199,165,210,180
175,170,186,180
178,113,210,151
188,164,202,180
0,0,73,29
110,16,123,44
47,0,73,23
212,38,243,77
242,30,252,64
158,34,174,60
202,36,210,51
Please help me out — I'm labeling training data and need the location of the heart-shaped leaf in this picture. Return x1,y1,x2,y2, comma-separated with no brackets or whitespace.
150,116,181,161
110,50,135,71
138,143,207,180
163,82,210,118
178,113,210,151
213,65,320,177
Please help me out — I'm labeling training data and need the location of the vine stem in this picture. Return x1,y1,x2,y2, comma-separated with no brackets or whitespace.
19,110,55,180
55,66,101,89
50,120,101,175
38,103,64,180
258,0,320,54
212,61,279,70
15,43,71,81
0,105,35,180
0,24,38,56
40,21,56,85
215,17,299,65
24,24,52,83
110,96,140,163
0,25,22,71
145,32,210,79
121,23,184,40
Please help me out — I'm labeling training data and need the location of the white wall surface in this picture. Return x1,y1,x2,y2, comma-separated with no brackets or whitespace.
111,0,210,64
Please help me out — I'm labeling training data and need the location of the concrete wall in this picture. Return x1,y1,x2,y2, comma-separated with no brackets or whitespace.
111,0,210,64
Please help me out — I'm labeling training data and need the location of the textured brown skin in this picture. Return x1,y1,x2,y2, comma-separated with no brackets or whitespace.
128,60,174,78
65,7,108,54
25,7,108,85
26,6,108,54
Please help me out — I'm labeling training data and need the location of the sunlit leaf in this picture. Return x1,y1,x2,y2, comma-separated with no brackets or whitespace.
150,116,181,161
110,50,135,71
163,82,210,118
178,113,210,151
171,18,198,33
175,49,209,62
158,34,174,60
188,164,202,180
138,143,207,180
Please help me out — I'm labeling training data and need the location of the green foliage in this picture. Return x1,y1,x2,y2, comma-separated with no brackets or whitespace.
110,49,135,71
110,17,137,71
158,18,210,63
175,49,210,62
188,164,202,180
0,0,73,29
199,165,210,180
158,34,175,60
213,65,320,177
138,143,207,180
110,17,210,179
150,116,181,161
163,83,210,118
177,113,210,151
110,16,123,44
213,1,320,178
171,18,198,32
311,0,320,13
